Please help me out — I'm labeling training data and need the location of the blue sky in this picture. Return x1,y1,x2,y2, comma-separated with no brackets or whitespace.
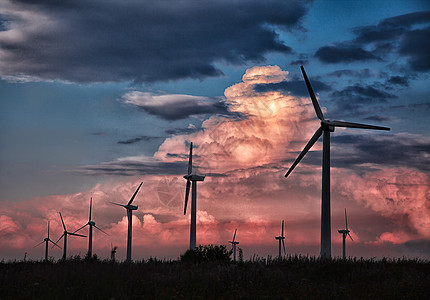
1,0,429,260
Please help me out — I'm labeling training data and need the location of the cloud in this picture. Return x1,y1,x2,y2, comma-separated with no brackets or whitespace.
315,45,381,63
0,0,308,83
254,77,330,97
317,11,430,72
122,92,231,120
118,136,159,145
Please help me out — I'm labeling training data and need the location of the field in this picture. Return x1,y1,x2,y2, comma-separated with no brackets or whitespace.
1,254,429,299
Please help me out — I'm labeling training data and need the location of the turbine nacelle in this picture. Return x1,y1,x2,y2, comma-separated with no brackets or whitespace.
275,236,285,240
88,220,95,226
184,174,206,181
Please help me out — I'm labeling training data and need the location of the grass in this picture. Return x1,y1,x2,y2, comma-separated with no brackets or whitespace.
1,254,429,299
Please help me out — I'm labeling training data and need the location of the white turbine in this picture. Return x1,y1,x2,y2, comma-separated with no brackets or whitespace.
338,208,353,259
229,229,239,261
54,212,86,260
111,181,143,263
275,220,286,259
74,197,109,258
183,142,205,250
285,65,390,258
34,221,61,261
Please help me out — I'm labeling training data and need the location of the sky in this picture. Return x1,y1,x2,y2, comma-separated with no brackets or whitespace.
0,0,429,261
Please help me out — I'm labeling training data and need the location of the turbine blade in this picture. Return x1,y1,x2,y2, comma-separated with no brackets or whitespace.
111,202,126,208
33,241,45,248
94,224,109,236
128,182,143,205
301,65,324,120
89,197,92,221
345,208,348,230
348,232,354,241
73,223,88,234
188,142,193,175
47,221,50,238
233,228,237,242
59,212,67,231
184,179,191,215
54,233,65,247
69,232,86,238
285,127,323,177
327,120,390,131
281,220,284,237
48,239,62,249
282,239,286,255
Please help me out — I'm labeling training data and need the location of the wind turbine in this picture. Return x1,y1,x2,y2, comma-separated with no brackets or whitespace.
183,142,205,250
284,65,390,258
338,208,353,259
111,181,143,262
229,229,239,261
54,212,86,260
275,220,286,259
33,221,61,261
74,197,109,258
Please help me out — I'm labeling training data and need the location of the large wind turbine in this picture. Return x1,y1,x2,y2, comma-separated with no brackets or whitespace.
285,65,390,258
275,220,286,259
338,208,353,259
34,221,61,261
229,229,239,261
74,197,109,258
55,212,86,260
183,142,205,250
111,181,143,262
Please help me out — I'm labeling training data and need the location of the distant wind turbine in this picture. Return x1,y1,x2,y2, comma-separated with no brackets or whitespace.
229,229,239,261
284,66,390,258
183,142,205,250
338,208,353,259
54,212,86,260
111,181,143,262
111,243,117,261
34,221,61,261
74,197,109,258
275,220,286,258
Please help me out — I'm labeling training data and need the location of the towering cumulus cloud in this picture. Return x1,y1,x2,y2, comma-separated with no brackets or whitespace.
1,66,429,260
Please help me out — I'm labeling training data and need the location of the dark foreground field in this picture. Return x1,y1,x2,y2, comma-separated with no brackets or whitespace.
1,256,429,299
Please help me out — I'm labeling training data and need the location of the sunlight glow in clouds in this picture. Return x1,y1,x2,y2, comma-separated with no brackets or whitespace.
1,65,429,260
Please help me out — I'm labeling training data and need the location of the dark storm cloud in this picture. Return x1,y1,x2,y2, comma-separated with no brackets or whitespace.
165,127,201,135
327,69,373,78
122,92,231,120
386,76,409,87
77,160,186,176
254,77,330,97
330,84,397,114
0,0,308,83
331,133,430,174
315,11,430,72
118,136,159,145
315,45,381,63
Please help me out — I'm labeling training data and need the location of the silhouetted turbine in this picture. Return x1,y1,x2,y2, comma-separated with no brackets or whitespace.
183,142,205,250
338,208,353,259
34,221,61,261
111,182,143,263
285,66,390,258
74,197,109,258
275,220,286,258
229,229,239,261
54,212,86,260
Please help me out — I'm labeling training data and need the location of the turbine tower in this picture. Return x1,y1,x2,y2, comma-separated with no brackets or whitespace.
55,212,86,260
285,66,390,258
74,197,109,258
34,221,61,261
338,208,353,259
183,142,205,250
111,181,143,263
275,220,286,259
229,229,239,261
